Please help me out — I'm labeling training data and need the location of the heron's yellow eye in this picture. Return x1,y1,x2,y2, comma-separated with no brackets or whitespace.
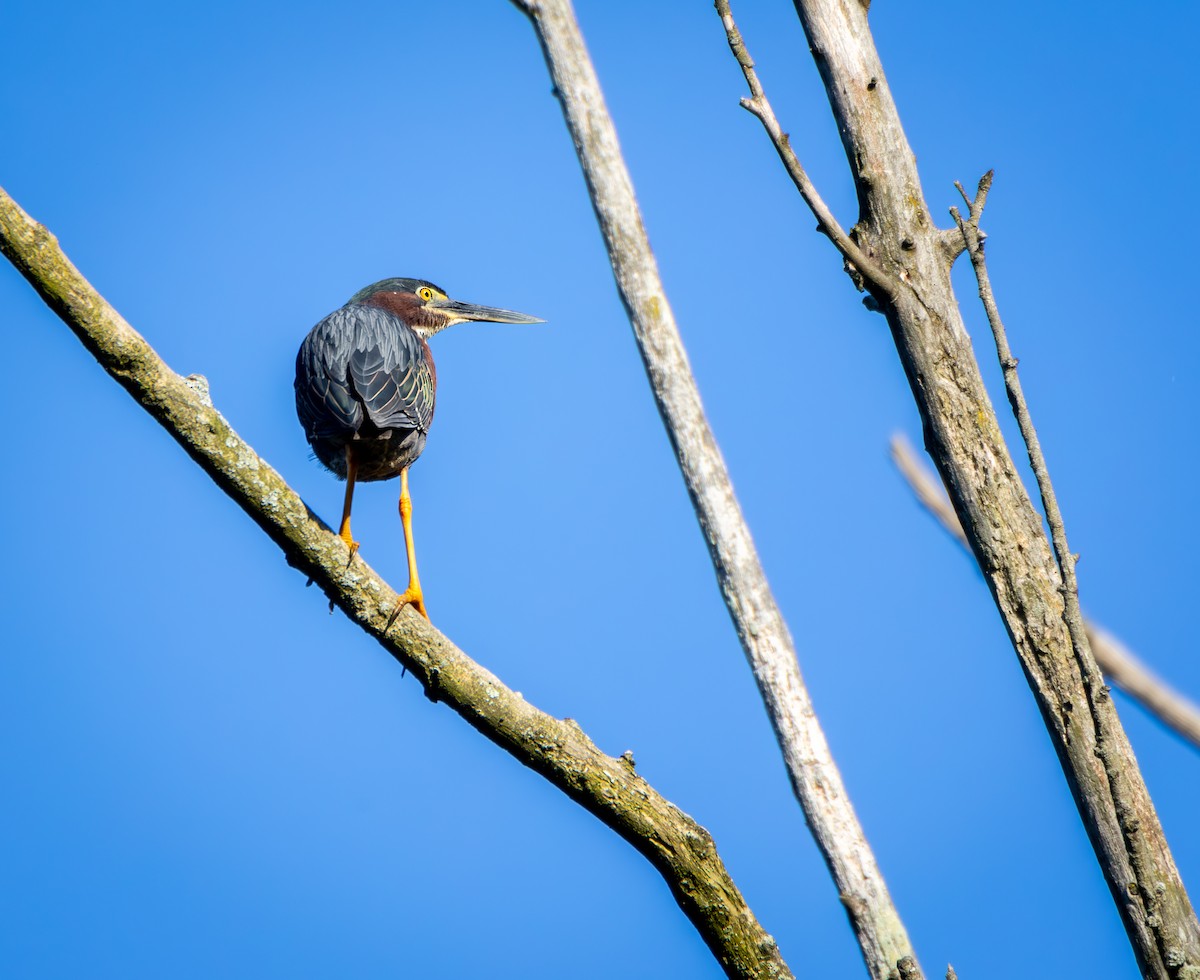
418,286,433,302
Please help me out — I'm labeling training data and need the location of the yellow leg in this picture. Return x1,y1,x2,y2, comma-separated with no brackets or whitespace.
389,467,429,622
339,447,360,558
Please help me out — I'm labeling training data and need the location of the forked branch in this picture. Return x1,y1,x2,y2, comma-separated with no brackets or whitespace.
715,0,890,298
718,0,1199,973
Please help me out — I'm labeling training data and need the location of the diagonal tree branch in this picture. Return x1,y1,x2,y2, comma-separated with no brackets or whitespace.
891,433,1200,754
509,3,925,979
0,184,794,980
714,0,1199,974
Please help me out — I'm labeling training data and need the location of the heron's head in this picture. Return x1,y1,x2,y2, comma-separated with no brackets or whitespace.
350,278,543,339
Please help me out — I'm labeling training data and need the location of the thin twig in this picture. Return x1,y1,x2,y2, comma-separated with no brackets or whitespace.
950,173,1095,692
714,0,892,299
891,433,1200,753
0,184,794,980
945,176,1104,758
509,3,922,979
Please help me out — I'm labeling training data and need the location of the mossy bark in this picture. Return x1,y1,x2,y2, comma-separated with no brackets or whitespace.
0,184,793,980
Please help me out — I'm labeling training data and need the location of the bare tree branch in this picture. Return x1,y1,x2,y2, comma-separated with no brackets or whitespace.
950,172,1091,679
891,433,1200,754
509,2,924,978
715,0,890,298
714,0,1199,974
0,184,794,980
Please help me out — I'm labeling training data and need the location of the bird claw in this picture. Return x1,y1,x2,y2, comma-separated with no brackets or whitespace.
338,530,360,565
386,586,429,629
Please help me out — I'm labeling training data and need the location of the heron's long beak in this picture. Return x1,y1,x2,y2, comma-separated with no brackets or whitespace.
435,298,544,325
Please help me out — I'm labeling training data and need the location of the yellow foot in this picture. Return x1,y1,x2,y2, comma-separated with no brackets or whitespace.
338,528,360,561
386,585,429,628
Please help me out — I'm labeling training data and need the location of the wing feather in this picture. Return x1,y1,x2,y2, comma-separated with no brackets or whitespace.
295,304,434,446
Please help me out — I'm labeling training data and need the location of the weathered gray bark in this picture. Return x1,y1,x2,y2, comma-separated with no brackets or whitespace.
716,0,1199,975
510,3,924,980
0,184,794,980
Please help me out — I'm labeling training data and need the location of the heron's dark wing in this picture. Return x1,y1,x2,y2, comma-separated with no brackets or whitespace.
294,305,433,444
345,307,434,435
295,306,363,443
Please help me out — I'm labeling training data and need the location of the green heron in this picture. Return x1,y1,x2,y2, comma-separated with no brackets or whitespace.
295,277,542,620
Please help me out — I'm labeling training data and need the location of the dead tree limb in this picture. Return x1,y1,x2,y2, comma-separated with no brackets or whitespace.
509,2,924,979
715,0,1199,975
0,184,794,980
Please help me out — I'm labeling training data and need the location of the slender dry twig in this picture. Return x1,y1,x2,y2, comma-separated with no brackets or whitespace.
950,172,1092,674
509,2,923,979
715,0,890,299
0,184,794,980
717,0,1199,974
891,433,1200,753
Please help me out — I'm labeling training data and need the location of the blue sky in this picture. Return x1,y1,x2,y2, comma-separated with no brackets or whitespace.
2,2,1197,977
